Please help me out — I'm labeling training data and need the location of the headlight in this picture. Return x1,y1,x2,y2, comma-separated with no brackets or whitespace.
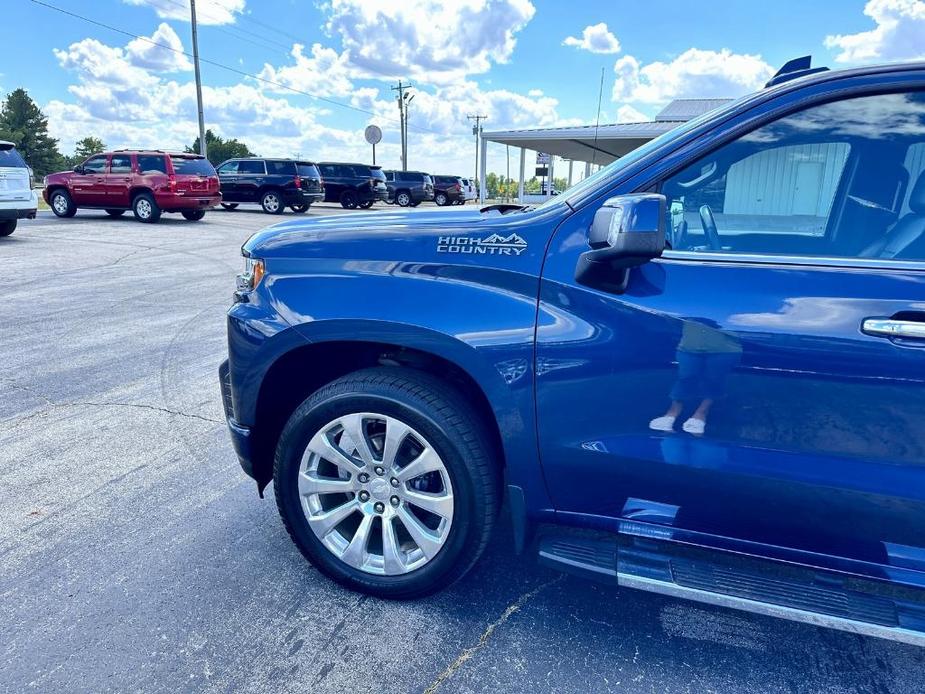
235,255,265,294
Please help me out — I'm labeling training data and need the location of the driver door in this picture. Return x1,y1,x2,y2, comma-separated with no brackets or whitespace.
71,154,109,205
535,88,925,581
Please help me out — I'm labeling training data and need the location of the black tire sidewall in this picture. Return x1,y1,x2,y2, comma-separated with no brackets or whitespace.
340,191,358,209
275,379,489,598
182,209,205,221
261,191,284,214
51,190,76,217
132,193,160,223
0,219,15,236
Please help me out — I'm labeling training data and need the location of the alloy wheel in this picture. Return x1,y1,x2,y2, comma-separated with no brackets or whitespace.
136,199,152,219
263,194,280,213
298,412,454,575
53,194,69,215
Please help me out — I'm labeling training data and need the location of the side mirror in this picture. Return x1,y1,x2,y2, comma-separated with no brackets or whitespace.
576,193,666,293
73,165,84,174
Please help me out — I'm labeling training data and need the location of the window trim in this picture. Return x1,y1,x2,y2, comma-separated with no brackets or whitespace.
659,248,925,272
651,84,925,271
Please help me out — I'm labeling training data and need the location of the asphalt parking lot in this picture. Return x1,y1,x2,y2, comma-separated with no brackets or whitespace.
2,204,924,693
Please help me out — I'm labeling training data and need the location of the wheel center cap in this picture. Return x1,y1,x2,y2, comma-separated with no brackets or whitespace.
369,478,390,501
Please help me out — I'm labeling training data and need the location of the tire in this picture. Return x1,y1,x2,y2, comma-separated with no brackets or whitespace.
132,192,161,223
261,190,284,215
396,191,412,207
181,209,206,221
221,203,239,210
340,191,358,209
410,201,421,207
359,200,375,209
0,219,16,237
273,367,501,599
50,189,77,218
105,209,126,217
434,192,447,206
290,203,309,213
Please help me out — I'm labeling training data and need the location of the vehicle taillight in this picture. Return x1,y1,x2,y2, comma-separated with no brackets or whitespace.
294,175,301,189
168,173,177,191
454,183,461,192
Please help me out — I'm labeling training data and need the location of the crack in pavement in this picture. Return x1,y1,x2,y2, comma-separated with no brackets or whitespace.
3,393,222,428
423,575,565,694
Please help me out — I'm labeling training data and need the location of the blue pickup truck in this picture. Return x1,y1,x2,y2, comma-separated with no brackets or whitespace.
221,58,925,645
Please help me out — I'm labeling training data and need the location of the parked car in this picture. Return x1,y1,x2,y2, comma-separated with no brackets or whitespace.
216,158,324,214
459,177,478,204
43,150,220,223
383,170,434,207
317,162,388,209
221,57,925,646
0,141,37,237
431,175,464,206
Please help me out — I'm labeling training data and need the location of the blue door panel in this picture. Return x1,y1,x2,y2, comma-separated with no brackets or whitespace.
536,221,925,577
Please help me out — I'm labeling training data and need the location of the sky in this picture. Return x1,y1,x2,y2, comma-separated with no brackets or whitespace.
5,0,925,176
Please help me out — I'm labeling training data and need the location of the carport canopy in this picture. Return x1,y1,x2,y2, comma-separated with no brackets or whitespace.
477,98,732,201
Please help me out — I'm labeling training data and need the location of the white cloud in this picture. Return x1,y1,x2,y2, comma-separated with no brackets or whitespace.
825,0,925,63
563,23,621,54
125,23,192,72
615,104,648,123
612,49,774,104
323,0,536,83
122,0,245,26
257,43,354,98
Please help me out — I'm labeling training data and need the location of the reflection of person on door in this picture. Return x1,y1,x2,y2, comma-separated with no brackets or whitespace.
649,319,742,436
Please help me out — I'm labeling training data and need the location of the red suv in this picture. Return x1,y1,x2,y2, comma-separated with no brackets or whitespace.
43,150,221,223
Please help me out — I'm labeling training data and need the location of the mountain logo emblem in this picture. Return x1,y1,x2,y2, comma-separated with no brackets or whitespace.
437,232,528,256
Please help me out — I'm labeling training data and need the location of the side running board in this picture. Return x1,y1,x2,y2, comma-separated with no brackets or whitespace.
537,531,925,647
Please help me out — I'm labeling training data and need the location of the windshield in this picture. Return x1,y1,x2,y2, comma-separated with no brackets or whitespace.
535,98,745,210
370,168,387,181
170,156,216,176
0,146,27,168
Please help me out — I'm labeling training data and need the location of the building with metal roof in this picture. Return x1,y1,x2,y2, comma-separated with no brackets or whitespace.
477,98,732,201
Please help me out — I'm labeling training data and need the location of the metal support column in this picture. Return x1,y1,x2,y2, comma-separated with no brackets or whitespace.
518,148,526,201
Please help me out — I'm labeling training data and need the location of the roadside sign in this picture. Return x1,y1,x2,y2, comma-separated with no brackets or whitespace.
364,125,382,145
536,152,550,165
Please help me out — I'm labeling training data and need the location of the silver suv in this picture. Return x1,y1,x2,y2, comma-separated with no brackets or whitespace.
0,141,37,236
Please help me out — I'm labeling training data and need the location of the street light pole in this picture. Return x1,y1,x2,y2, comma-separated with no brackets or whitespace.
392,81,413,171
190,0,207,159
467,114,487,194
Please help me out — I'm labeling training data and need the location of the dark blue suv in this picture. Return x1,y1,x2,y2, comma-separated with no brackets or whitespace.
221,59,925,646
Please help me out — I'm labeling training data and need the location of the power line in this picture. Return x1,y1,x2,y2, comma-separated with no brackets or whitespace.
29,0,440,135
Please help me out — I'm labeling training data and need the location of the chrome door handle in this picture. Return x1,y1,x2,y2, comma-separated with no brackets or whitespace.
862,318,925,339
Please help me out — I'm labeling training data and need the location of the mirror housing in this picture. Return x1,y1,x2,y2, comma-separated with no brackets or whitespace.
576,193,666,293
73,165,84,174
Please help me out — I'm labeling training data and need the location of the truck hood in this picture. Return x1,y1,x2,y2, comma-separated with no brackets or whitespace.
242,206,544,259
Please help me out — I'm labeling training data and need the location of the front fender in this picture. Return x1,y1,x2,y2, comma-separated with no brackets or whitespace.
261,256,553,512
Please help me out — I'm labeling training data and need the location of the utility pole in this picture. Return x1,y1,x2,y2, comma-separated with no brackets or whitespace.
391,81,413,171
190,0,207,159
468,114,487,190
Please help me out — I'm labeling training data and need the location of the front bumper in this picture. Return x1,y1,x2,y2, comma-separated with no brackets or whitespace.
219,359,255,478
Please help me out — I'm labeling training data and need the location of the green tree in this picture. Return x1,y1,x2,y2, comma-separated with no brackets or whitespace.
486,171,500,198
63,136,106,168
185,129,256,166
0,88,63,176
554,176,568,193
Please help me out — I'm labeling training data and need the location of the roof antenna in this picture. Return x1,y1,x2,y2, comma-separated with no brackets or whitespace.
591,66,605,169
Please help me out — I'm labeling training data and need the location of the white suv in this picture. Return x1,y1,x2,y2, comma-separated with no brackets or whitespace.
460,178,478,203
0,141,37,236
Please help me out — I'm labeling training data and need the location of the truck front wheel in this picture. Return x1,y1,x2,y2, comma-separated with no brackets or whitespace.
273,367,500,599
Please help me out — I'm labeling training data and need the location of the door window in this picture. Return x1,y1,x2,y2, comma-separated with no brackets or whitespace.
217,161,239,175
266,160,295,175
110,155,132,173
137,155,167,174
662,90,925,260
82,155,108,174
238,160,266,175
